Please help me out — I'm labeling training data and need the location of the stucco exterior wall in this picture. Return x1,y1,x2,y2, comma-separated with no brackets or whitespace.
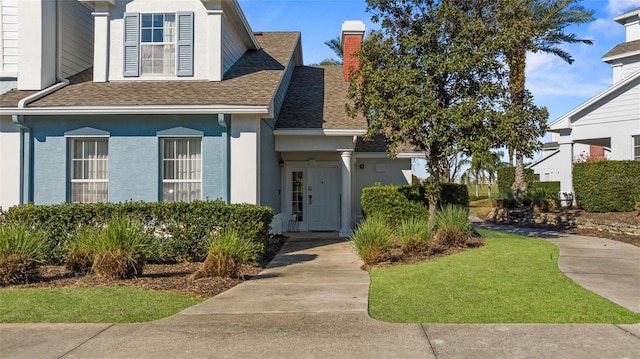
0,115,19,209
230,114,259,204
259,119,280,211
353,156,411,221
24,114,225,204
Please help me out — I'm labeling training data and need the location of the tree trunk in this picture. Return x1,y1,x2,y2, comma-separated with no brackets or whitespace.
508,146,514,166
511,151,528,200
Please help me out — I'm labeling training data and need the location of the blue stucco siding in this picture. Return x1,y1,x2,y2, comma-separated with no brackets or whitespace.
25,114,225,204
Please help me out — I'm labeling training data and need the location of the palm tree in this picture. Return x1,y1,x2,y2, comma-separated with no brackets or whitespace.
499,0,594,199
484,150,506,198
324,36,343,61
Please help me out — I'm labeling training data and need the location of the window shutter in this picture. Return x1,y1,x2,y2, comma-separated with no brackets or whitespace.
176,11,194,77
123,12,140,77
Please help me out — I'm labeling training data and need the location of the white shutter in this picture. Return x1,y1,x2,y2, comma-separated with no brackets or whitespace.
123,12,140,77
176,12,194,77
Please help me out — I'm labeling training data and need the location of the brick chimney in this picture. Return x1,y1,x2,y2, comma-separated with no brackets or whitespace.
341,21,366,81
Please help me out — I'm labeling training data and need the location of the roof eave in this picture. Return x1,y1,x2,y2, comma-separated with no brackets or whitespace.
0,104,272,116
549,69,640,131
602,49,640,62
274,129,367,136
613,8,640,24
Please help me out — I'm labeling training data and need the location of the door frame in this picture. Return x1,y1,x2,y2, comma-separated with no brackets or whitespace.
283,161,340,232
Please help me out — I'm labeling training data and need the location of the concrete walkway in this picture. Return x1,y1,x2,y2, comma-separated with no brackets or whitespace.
1,230,639,358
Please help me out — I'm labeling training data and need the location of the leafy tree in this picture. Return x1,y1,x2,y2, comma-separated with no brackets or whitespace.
348,0,507,217
497,0,594,198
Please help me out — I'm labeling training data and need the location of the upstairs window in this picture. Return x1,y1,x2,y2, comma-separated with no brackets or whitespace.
123,12,194,77
141,14,175,75
634,135,640,160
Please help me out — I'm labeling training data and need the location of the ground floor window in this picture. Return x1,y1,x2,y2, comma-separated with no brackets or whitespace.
70,138,109,203
634,135,640,160
162,138,202,202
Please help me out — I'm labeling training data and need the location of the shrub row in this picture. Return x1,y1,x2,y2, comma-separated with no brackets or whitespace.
532,181,560,194
2,200,273,264
497,166,534,194
573,161,640,212
361,183,469,226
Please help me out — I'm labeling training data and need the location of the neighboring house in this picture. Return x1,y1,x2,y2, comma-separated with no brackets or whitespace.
531,6,640,195
0,0,417,236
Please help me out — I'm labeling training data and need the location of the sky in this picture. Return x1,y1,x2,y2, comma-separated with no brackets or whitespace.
237,0,640,177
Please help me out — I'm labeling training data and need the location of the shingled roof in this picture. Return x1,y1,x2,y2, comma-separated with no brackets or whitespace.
276,66,367,130
602,39,640,60
0,32,300,108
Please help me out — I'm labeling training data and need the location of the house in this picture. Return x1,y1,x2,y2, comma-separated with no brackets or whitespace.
531,6,640,195
0,0,417,236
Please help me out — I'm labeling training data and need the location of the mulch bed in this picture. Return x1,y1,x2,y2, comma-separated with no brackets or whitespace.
1,236,288,298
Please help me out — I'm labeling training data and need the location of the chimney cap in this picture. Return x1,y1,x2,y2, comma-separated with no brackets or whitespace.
341,20,366,35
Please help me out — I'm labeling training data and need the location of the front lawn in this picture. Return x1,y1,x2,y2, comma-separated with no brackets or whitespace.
0,287,204,323
369,229,640,323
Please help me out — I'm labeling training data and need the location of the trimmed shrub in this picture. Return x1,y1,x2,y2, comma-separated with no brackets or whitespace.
397,217,432,256
0,224,47,285
361,183,469,227
532,181,560,194
3,200,273,264
192,227,261,279
351,215,393,265
497,166,534,195
573,161,640,212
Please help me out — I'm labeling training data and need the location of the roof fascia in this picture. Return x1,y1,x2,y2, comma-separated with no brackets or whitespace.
613,8,640,24
549,69,640,131
0,104,271,116
602,49,640,62
355,152,423,159
274,129,367,136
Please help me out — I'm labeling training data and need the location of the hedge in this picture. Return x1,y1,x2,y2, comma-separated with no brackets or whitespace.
2,200,273,264
497,166,534,194
573,161,640,212
532,181,560,194
361,183,469,226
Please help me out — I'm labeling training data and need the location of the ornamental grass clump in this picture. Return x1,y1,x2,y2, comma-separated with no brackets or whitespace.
432,205,471,249
397,217,432,256
193,227,261,279
0,224,47,286
351,215,393,266
70,217,153,279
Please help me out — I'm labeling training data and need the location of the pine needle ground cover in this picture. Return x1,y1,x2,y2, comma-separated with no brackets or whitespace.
369,229,640,324
0,287,204,323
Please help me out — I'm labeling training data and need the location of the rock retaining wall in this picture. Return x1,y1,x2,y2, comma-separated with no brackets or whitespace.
486,208,640,236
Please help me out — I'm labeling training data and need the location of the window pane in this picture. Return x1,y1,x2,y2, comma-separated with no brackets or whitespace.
153,14,163,27
72,160,83,180
152,29,163,43
141,29,152,43
141,14,152,28
163,160,175,180
72,140,83,159
84,140,96,158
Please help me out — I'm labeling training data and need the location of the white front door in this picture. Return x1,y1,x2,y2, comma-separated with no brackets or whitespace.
307,166,340,231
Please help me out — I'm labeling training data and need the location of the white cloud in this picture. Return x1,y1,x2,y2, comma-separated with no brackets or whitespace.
606,0,640,16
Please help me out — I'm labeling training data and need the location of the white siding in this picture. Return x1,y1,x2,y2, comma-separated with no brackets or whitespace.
1,0,18,74
621,55,640,79
59,0,93,78
572,77,640,126
222,22,245,73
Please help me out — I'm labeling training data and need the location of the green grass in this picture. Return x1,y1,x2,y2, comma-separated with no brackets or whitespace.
0,287,204,323
369,229,640,323
469,198,494,218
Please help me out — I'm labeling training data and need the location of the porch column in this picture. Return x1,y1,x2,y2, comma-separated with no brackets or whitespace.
339,151,353,237
558,141,574,206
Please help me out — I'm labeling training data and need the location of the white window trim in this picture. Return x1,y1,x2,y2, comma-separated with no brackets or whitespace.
140,13,176,76
161,137,203,202
69,138,109,203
